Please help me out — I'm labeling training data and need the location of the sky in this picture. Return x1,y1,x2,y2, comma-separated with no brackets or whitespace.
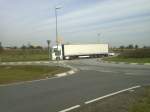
0,0,150,47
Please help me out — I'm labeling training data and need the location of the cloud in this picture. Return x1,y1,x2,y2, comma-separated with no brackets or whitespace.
37,0,150,32
1,0,150,46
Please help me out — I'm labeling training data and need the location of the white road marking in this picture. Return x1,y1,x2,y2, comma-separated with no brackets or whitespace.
85,85,141,104
59,105,80,112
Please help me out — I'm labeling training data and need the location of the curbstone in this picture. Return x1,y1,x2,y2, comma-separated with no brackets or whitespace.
55,73,67,77
67,70,75,75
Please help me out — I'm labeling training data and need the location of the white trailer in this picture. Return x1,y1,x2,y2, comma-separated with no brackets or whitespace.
52,44,109,60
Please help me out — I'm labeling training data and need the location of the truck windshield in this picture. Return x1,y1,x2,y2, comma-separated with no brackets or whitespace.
53,48,61,56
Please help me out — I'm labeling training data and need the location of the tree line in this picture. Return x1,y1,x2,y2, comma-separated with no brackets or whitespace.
119,44,150,49
0,42,44,50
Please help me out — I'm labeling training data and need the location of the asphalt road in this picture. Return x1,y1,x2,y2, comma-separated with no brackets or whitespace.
0,59,150,112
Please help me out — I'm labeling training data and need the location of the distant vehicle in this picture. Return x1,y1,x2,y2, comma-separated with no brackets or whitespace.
108,52,115,56
52,44,109,60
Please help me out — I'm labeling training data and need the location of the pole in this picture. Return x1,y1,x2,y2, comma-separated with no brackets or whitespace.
55,8,58,49
55,7,61,61
55,8,58,62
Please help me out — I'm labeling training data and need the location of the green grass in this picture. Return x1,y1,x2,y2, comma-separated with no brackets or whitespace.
0,65,70,84
129,87,150,112
71,86,150,112
0,49,50,62
103,57,150,63
104,48,150,63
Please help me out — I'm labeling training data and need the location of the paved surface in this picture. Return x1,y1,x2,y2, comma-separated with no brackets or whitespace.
0,59,150,112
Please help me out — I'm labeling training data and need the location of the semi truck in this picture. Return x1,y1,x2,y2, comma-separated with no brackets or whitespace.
52,44,109,60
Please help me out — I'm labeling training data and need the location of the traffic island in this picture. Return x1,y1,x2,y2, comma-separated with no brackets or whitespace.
0,65,70,85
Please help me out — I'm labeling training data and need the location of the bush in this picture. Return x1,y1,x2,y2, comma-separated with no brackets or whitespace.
119,48,150,58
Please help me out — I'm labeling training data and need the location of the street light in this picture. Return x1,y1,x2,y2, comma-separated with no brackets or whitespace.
55,6,61,60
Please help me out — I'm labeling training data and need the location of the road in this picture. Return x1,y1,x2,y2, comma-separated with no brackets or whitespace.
0,59,150,112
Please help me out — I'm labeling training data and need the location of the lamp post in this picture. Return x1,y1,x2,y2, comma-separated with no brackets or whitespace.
55,6,61,60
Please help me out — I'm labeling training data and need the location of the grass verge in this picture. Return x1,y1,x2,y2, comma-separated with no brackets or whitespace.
0,49,49,62
129,86,150,112
0,65,70,84
71,86,150,112
103,57,150,63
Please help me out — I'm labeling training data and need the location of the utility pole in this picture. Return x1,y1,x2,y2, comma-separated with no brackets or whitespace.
55,6,61,60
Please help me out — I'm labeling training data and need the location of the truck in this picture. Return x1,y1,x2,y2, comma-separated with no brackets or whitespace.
52,43,109,60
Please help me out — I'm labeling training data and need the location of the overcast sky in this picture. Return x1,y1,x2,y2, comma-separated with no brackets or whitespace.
0,0,150,47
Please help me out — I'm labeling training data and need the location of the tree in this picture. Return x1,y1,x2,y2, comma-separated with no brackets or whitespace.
28,45,34,49
36,46,43,49
143,46,150,48
21,45,27,50
135,45,138,49
12,46,17,49
127,44,134,49
119,45,125,49
0,42,3,52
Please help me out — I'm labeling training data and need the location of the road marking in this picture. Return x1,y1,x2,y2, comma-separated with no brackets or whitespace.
59,105,80,112
85,85,141,104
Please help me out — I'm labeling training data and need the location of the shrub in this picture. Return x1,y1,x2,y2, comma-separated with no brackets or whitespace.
119,48,150,58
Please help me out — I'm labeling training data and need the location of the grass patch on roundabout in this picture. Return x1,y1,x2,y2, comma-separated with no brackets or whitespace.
0,65,70,84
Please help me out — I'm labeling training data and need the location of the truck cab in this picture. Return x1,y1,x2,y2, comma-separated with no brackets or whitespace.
52,45,63,60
